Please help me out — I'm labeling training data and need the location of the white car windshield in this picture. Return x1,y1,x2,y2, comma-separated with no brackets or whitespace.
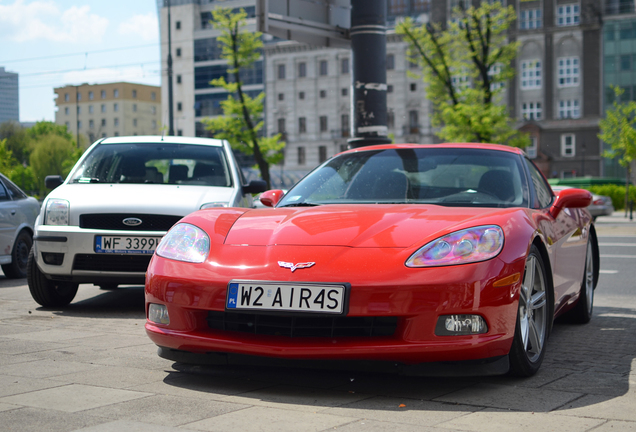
278,147,530,208
69,143,232,187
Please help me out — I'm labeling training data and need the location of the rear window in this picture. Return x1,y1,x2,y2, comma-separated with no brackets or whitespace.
69,143,233,187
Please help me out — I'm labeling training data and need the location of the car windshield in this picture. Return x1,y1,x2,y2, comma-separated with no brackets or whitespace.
69,143,233,187
278,147,529,208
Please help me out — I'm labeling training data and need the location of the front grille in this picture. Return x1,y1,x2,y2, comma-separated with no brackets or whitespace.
207,311,398,338
80,214,182,231
73,254,152,272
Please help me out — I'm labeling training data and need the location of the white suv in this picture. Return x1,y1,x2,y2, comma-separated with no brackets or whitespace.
28,136,266,307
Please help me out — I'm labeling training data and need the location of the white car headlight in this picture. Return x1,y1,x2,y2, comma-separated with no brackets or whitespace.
155,223,210,263
406,225,504,267
44,199,70,225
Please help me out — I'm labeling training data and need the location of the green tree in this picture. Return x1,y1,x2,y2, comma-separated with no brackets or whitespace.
396,1,529,147
0,121,30,165
598,86,636,211
29,134,80,195
202,8,285,189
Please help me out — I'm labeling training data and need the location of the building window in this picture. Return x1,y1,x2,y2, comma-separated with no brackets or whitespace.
387,84,393,93
64,93,69,102
278,118,286,134
558,99,581,118
413,0,430,13
78,120,82,129
519,8,542,29
177,130,183,136
176,48,182,57
132,90,137,98
488,64,504,90
89,91,94,100
114,89,119,98
621,54,632,71
526,136,538,159
320,90,327,98
298,117,306,134
341,88,348,96
341,58,349,74
278,64,286,80
556,3,580,26
114,132,120,137
114,103,119,112
152,120,157,130
561,134,575,157
101,104,106,113
177,75,182,84
387,54,395,70
299,91,305,100
409,110,419,133
558,57,580,87
64,107,69,115
522,102,542,120
133,119,138,127
319,60,328,76
177,102,182,111
77,106,81,114
151,92,156,101
319,115,328,132
319,146,327,163
133,104,137,112
298,62,306,78
388,0,408,15
410,83,417,92
341,114,350,137
77,92,82,101
101,119,106,127
65,121,69,129
176,21,181,30
298,147,306,165
88,105,94,114
152,106,157,115
101,90,106,99
114,118,119,127
89,119,94,129
387,110,395,129
521,60,542,89
278,93,284,101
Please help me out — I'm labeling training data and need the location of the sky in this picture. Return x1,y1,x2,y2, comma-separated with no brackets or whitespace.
0,0,161,123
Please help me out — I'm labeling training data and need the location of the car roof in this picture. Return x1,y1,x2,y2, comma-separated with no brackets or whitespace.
342,142,525,155
97,135,226,147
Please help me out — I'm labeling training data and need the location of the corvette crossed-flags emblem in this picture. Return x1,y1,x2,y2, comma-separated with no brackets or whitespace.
278,261,315,272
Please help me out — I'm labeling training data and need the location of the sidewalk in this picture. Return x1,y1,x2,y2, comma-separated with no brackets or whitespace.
594,211,636,236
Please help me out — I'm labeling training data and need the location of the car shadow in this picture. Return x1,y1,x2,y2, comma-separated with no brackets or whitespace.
44,285,146,319
159,305,635,413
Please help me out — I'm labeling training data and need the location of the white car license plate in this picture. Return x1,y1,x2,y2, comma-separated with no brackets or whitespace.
226,281,346,314
95,236,161,254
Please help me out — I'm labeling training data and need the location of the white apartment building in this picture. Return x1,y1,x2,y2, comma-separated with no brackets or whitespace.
54,82,161,144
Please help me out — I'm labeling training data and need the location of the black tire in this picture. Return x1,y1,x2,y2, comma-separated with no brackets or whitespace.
509,245,553,377
566,238,595,324
27,248,78,307
1,230,32,279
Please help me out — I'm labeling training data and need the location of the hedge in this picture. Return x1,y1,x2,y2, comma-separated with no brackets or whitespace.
588,184,636,211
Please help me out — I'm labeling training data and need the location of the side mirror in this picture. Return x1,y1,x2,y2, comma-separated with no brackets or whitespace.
243,180,267,195
550,188,592,218
260,189,285,207
45,175,64,190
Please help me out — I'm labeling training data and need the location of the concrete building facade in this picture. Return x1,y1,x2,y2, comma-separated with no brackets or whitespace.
54,82,161,144
0,67,19,124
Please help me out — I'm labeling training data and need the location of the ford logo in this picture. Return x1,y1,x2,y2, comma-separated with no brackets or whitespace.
122,217,143,227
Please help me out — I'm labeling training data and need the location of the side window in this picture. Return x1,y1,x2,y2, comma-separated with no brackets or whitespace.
0,182,8,201
4,178,27,199
526,158,552,208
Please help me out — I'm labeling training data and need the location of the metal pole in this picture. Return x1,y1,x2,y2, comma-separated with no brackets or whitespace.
348,0,391,149
75,85,80,148
167,0,175,136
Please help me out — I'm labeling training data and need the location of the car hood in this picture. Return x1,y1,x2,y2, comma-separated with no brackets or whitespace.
223,205,518,248
47,184,236,219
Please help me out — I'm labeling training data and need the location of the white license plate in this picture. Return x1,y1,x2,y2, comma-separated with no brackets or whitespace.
226,281,346,314
95,236,162,254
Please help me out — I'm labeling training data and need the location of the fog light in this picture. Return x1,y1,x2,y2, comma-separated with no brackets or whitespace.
42,252,64,266
148,303,170,325
435,314,488,335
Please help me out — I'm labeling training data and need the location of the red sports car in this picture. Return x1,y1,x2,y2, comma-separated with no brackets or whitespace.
145,143,598,377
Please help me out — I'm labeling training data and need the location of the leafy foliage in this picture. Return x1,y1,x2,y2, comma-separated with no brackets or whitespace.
396,1,529,147
588,184,636,211
202,8,285,188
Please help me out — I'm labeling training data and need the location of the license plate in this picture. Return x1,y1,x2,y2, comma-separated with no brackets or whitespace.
226,281,346,314
95,236,162,254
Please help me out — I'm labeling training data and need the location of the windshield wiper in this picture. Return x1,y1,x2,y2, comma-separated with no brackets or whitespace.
279,202,319,207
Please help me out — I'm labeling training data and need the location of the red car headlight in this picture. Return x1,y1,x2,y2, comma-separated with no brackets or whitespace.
406,225,504,267
155,223,210,263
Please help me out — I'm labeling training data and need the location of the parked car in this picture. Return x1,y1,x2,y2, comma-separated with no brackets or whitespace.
145,143,598,377
28,136,266,307
0,173,40,278
551,186,614,220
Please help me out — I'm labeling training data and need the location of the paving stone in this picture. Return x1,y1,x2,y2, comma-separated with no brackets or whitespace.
0,407,106,432
555,393,636,422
